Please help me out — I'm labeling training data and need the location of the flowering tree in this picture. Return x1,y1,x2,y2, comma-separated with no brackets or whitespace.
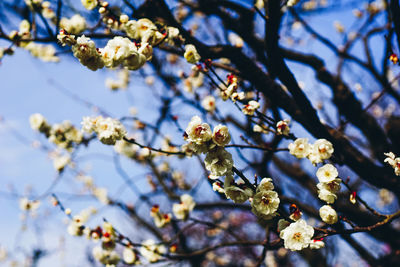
1,0,400,266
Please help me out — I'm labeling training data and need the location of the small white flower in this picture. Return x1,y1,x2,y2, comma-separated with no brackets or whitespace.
185,116,212,145
204,148,233,178
72,35,104,71
257,178,275,192
60,14,86,34
173,194,195,220
212,125,231,147
201,95,216,113
212,181,225,193
29,113,49,132
288,138,311,159
316,164,338,183
280,219,314,251
19,197,40,211
224,175,252,203
184,44,201,64
311,139,334,161
242,100,260,116
123,247,137,264
53,154,71,172
319,205,338,224
86,116,126,145
316,179,341,194
92,246,120,265
317,188,337,204
384,152,400,176
67,215,84,236
93,187,110,204
251,190,280,218
276,120,290,136
140,239,166,263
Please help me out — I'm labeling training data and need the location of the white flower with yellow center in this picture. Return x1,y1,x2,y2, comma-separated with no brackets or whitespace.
280,219,314,251
251,189,280,219
288,138,311,159
316,164,338,183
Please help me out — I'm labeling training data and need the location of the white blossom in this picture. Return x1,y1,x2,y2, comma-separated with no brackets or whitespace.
140,239,166,263
317,188,337,204
212,124,231,147
309,239,325,249
251,189,280,219
92,246,120,265
172,194,195,220
384,152,400,176
287,0,300,7
201,95,216,113
288,138,311,159
29,113,49,132
308,139,334,164
276,120,290,136
72,35,104,71
224,175,253,203
242,100,260,116
60,14,86,34
319,205,338,224
280,219,314,251
123,247,138,265
204,148,233,178
316,164,339,183
185,116,212,145
184,44,201,64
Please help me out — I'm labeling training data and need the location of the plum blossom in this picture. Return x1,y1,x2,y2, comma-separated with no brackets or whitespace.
212,124,231,147
316,164,339,183
185,116,212,145
204,148,233,178
319,205,338,224
288,138,311,159
140,239,166,263
184,44,201,64
172,194,196,220
384,152,400,176
280,219,314,251
224,175,253,203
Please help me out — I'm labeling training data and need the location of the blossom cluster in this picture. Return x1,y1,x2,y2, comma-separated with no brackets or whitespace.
81,116,126,145
316,164,342,204
288,138,334,165
30,113,83,151
57,11,187,72
9,20,59,62
182,116,233,177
